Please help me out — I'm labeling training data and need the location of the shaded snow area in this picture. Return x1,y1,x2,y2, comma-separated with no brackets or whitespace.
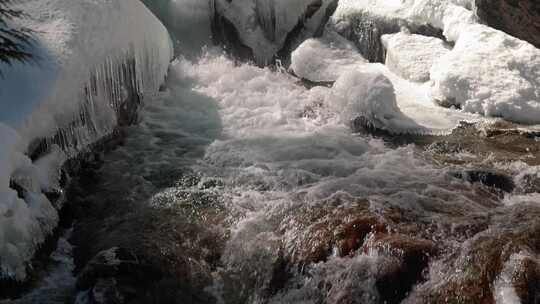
0,0,172,280
331,0,540,125
141,0,212,59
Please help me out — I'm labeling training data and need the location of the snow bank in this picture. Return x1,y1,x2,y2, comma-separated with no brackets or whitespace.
211,0,337,64
430,24,540,124
0,0,172,280
381,32,449,82
333,0,540,124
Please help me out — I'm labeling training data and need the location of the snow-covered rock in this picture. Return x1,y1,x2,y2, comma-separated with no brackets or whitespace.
290,31,366,82
382,32,450,82
0,0,172,281
290,32,482,134
211,0,338,65
332,0,540,124
430,24,540,124
331,69,428,134
331,0,476,61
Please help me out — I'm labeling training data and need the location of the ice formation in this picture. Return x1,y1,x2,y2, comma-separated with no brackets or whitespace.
211,0,338,64
0,0,172,280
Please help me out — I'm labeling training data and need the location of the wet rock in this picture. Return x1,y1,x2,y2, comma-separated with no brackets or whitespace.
511,256,540,304
365,234,438,304
405,205,540,304
336,216,386,257
475,0,540,49
280,199,381,265
422,122,540,167
453,169,515,193
76,247,157,303
518,173,540,194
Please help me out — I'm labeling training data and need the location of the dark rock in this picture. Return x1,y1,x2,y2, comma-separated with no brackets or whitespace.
210,0,338,66
365,234,438,304
405,205,540,304
475,0,540,48
453,170,515,193
509,256,540,304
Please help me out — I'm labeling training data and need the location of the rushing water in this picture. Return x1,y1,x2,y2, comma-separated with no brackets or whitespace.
8,1,540,303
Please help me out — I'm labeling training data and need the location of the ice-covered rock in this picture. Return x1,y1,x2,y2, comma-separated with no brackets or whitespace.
430,24,540,124
0,0,172,281
382,31,450,82
331,0,476,61
211,0,338,65
290,31,366,82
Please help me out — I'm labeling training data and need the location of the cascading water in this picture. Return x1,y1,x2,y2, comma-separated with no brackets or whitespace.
6,0,540,303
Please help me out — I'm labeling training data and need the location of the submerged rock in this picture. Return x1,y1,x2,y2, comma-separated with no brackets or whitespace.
405,205,540,304
453,169,515,194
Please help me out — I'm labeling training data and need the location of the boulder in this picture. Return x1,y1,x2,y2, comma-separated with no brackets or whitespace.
210,0,338,65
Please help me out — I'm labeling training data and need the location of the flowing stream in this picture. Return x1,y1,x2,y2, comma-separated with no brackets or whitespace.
7,1,540,303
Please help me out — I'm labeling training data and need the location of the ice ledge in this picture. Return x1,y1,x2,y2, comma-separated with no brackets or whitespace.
0,0,173,282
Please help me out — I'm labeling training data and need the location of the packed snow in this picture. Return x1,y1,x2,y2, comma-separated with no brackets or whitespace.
0,0,172,280
290,31,367,82
381,31,450,82
430,24,540,124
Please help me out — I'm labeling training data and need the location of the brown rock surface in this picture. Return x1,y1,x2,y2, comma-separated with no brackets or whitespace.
475,0,540,48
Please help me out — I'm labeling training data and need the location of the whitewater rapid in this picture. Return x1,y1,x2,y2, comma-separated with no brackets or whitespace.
79,50,509,302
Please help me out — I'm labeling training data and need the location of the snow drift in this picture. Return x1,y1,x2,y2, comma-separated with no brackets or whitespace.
0,0,172,281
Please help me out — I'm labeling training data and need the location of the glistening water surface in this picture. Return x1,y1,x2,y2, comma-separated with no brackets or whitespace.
57,51,539,303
